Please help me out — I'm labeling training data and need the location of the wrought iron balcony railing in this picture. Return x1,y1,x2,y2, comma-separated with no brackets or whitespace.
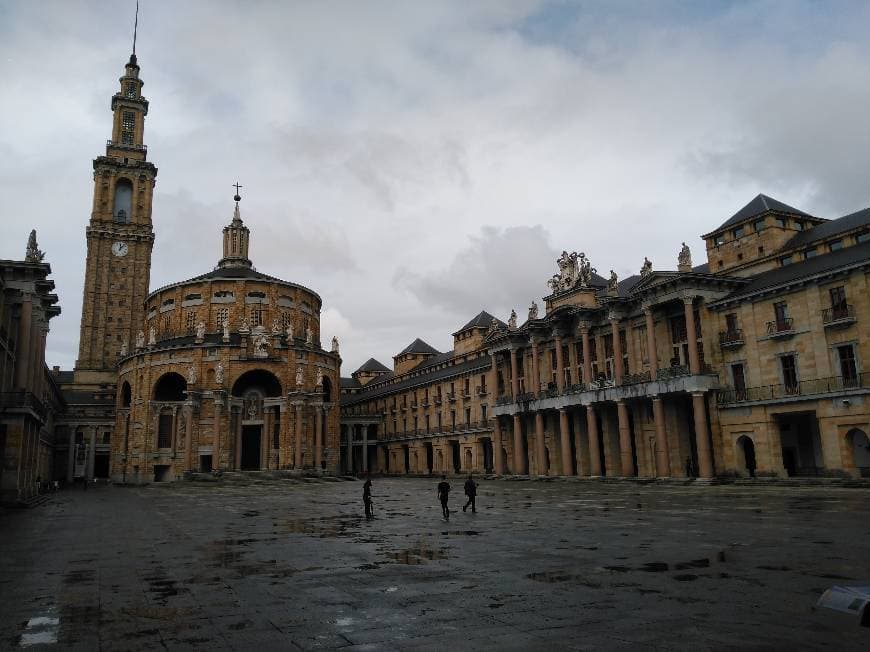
766,318,795,337
717,372,870,405
821,304,856,326
719,329,744,348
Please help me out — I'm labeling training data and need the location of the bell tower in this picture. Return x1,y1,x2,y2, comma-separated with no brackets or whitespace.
74,49,157,384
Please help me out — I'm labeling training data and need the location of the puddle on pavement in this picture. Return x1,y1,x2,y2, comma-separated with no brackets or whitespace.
440,530,480,536
19,611,59,647
385,542,447,565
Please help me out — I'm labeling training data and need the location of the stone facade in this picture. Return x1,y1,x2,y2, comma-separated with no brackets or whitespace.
341,195,870,480
0,235,63,503
113,198,341,482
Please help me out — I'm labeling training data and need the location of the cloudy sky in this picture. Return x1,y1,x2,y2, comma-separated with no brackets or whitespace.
2,0,869,374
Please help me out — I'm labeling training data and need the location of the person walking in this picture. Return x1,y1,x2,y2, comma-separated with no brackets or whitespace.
463,474,477,513
363,476,374,520
437,475,451,519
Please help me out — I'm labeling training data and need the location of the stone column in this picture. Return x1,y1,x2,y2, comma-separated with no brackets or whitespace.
554,333,565,393
88,426,97,481
213,398,222,470
362,423,369,472
534,411,546,475
567,336,577,387
294,403,303,468
15,297,32,389
652,397,670,477
616,400,635,476
644,307,658,378
513,414,525,474
530,340,541,396
262,407,272,470
184,404,194,471
510,349,520,399
234,407,243,469
492,417,504,474
314,405,323,469
611,318,624,385
684,296,701,375
66,427,75,482
586,405,602,476
692,392,714,478
559,408,572,475
488,351,498,399
581,327,592,387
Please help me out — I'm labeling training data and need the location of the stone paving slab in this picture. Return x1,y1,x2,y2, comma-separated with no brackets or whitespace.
1,478,869,649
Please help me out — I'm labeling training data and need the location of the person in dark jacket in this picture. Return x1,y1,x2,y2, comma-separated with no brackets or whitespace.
437,475,451,519
363,477,373,519
463,475,477,513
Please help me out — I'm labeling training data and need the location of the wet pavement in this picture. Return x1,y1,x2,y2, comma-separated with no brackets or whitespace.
1,477,869,650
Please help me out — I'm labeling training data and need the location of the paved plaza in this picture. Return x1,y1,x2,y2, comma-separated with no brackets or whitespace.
2,477,869,650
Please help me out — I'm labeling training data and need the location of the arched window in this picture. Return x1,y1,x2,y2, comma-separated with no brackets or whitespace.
113,179,133,223
121,381,132,408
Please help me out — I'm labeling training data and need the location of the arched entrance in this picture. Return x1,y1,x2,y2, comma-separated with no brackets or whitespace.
231,370,282,471
736,435,757,477
464,448,472,472
847,429,870,477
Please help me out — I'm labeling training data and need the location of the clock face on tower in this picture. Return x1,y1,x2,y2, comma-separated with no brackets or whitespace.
111,241,129,257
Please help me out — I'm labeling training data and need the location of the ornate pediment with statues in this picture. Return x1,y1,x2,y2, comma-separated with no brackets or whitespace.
544,250,603,312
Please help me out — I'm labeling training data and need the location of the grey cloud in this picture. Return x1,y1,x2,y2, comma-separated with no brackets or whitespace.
394,225,557,319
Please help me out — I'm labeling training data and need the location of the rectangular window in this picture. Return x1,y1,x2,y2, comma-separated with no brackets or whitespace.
725,313,738,333
731,363,746,399
733,225,746,239
857,231,870,244
780,255,793,266
775,217,786,228
714,234,725,246
465,407,471,425
215,307,229,329
481,404,487,421
185,311,196,335
250,308,263,327
837,345,858,385
157,414,173,448
773,301,789,324
754,218,766,232
780,354,798,393
829,286,847,312
794,220,803,231
829,239,844,252
804,247,817,259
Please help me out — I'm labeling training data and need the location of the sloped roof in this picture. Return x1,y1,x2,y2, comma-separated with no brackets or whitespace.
147,264,322,303
783,206,870,250
354,358,391,374
454,310,507,334
396,338,440,357
713,241,870,304
340,377,361,390
706,194,815,236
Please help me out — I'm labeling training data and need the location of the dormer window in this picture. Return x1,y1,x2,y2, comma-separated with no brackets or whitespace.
714,234,725,246
829,239,843,252
754,218,766,232
794,220,804,231
775,217,787,228
780,255,793,267
804,248,817,259
857,231,870,244
733,225,746,239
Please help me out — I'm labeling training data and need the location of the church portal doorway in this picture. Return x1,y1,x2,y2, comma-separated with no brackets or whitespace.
241,425,262,470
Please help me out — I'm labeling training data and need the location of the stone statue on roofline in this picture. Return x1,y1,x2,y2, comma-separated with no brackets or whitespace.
25,230,45,263
119,342,128,357
678,242,692,272
607,270,618,296
528,300,539,321
331,336,339,354
285,321,294,340
272,317,282,334
187,364,197,385
222,318,230,341
296,366,304,387
253,331,269,358
640,257,653,278
508,309,518,331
